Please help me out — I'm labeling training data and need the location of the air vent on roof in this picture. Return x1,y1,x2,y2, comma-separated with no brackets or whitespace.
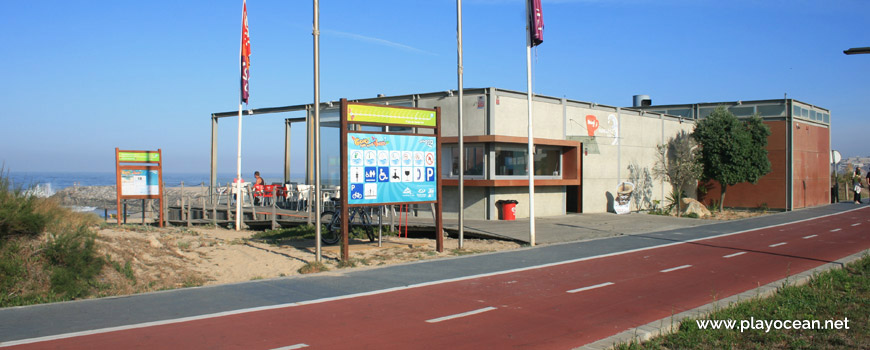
633,95,651,107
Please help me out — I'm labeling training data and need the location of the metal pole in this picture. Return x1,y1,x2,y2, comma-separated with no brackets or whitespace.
456,0,465,249
378,206,383,248
525,0,536,246
235,0,245,231
210,116,218,204
284,119,292,184
313,0,322,262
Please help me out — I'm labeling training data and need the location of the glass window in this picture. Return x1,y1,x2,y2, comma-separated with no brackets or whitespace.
495,144,528,176
495,144,562,177
792,105,801,117
699,107,716,119
823,113,830,123
441,145,455,177
534,146,562,176
801,108,809,118
441,144,485,177
729,106,755,117
666,109,692,118
809,110,817,120
757,104,785,117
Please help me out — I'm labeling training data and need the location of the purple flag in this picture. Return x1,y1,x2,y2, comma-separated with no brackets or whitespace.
240,0,250,104
529,0,544,46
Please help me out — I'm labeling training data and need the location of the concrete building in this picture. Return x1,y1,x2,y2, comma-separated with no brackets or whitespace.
209,89,831,220
635,98,832,210
211,87,694,220
431,88,694,219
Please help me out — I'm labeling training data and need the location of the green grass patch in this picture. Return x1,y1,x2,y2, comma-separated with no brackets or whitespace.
108,256,136,285
617,253,870,349
298,261,329,274
250,225,316,244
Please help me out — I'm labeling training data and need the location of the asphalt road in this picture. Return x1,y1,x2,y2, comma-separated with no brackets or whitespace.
1,204,868,349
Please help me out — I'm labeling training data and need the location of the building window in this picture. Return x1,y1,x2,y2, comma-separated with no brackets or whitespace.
699,107,717,119
729,106,755,117
496,144,527,176
442,144,485,177
666,109,692,118
495,144,562,178
757,104,785,117
534,146,562,177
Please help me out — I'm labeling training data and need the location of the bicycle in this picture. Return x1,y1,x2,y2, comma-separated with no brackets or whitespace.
320,199,375,245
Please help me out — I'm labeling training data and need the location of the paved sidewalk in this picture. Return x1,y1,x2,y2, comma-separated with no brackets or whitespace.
443,212,710,244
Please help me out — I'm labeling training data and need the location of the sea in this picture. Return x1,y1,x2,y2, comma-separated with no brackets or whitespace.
6,171,312,193
6,171,312,217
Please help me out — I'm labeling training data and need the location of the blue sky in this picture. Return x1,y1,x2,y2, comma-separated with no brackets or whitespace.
1,0,868,176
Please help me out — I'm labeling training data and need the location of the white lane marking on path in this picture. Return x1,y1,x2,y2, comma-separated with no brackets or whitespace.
660,265,692,273
830,228,842,232
769,242,787,247
852,223,861,227
271,344,309,350
567,282,615,294
803,234,818,239
723,252,746,258
425,307,497,323
5,206,866,348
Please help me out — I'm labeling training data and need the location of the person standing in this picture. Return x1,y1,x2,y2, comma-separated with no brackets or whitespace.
853,167,862,204
253,171,265,205
866,168,870,205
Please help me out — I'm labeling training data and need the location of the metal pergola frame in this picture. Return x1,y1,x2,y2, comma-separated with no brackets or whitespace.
208,90,458,201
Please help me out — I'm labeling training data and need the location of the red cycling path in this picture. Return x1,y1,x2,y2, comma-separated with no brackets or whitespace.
3,206,869,349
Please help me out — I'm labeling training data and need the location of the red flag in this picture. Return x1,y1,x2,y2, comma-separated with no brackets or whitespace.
528,0,544,46
240,0,251,104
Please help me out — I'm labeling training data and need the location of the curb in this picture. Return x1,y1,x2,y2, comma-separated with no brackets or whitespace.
575,249,870,350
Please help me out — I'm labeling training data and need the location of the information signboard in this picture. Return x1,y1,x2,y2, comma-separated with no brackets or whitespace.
346,103,437,127
338,99,442,258
118,151,161,163
115,148,164,227
120,169,161,196
346,133,437,205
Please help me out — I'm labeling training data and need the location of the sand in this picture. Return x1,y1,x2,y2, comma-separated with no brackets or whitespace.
95,224,521,289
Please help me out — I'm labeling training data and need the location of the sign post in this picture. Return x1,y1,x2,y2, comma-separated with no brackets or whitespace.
115,148,164,227
340,99,442,261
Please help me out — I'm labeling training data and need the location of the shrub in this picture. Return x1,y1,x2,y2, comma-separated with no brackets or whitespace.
0,169,50,238
43,227,106,299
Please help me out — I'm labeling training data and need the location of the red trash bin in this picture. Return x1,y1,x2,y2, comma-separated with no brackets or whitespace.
497,200,518,220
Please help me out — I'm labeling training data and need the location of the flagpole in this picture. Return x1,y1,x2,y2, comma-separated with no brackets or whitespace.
313,0,322,262
235,0,247,231
525,0,536,246
236,104,243,231
456,0,465,249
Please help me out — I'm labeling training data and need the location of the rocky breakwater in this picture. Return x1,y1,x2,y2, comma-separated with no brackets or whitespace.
52,185,211,213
